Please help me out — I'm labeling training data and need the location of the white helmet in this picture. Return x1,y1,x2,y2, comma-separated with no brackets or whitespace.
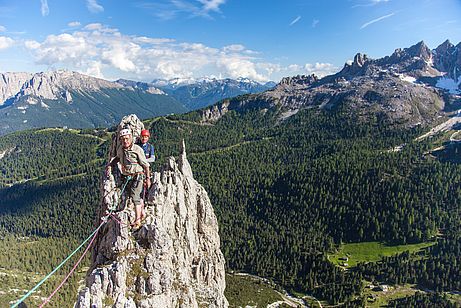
119,128,132,137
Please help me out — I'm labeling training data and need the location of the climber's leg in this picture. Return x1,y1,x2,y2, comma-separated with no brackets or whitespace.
131,174,145,229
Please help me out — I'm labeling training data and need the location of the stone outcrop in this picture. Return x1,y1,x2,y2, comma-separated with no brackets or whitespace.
75,115,228,308
0,72,33,106
256,41,460,126
0,70,168,106
16,71,123,102
201,100,230,123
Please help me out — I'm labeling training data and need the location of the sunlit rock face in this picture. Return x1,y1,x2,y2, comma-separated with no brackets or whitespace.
75,115,228,308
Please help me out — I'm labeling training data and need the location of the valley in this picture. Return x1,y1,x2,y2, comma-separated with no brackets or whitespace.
1,40,461,306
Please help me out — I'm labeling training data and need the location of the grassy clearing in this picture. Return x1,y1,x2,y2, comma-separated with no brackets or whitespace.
328,241,435,268
362,282,420,307
446,293,461,306
225,273,283,307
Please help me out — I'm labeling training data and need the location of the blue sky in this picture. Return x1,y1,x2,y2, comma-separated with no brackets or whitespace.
0,0,460,82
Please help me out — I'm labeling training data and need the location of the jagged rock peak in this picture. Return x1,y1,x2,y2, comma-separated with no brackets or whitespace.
178,139,193,178
406,41,432,61
279,74,318,87
353,53,369,67
435,39,454,55
76,115,228,307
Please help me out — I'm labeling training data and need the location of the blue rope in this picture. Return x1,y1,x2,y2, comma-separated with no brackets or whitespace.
11,175,132,307
11,222,105,308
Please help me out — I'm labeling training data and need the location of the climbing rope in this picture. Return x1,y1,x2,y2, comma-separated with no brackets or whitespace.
107,175,132,212
38,221,103,308
11,174,133,308
11,221,105,308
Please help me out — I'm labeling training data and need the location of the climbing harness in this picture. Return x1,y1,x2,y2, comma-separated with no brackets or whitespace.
11,175,133,307
107,175,132,212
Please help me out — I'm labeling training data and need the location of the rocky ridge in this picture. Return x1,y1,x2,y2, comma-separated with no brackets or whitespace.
0,71,186,136
0,70,167,107
200,40,459,127
75,115,228,308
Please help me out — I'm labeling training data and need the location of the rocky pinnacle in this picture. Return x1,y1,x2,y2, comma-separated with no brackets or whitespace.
75,115,228,308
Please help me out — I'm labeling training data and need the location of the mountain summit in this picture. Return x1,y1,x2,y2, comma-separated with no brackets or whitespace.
199,40,460,128
75,115,228,308
0,71,186,135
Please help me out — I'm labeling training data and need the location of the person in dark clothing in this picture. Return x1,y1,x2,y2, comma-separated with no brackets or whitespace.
138,129,155,163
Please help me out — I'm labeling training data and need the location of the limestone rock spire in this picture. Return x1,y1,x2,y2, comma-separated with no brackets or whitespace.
75,116,228,308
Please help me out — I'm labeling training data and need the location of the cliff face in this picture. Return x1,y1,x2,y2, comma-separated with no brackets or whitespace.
75,115,228,308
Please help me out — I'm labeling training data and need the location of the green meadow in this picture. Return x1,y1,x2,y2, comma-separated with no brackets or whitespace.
329,241,436,268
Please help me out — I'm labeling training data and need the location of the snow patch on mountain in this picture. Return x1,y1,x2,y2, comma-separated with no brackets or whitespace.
26,97,38,105
436,76,461,94
398,74,417,83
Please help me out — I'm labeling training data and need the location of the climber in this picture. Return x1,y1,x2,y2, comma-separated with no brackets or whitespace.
106,128,151,230
137,129,155,163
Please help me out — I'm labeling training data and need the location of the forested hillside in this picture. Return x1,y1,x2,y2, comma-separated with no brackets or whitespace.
0,87,187,136
0,103,460,306
0,128,105,307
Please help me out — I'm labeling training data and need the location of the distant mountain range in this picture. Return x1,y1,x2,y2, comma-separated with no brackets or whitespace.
1,39,459,135
0,71,274,135
200,40,461,129
0,71,186,135
151,77,276,110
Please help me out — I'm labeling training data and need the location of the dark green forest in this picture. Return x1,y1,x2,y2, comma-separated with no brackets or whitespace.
0,103,460,306
151,106,460,304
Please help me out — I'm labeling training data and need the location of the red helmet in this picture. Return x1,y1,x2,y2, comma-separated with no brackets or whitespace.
141,129,150,137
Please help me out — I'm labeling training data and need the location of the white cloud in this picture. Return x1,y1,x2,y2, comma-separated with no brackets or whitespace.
137,0,226,20
312,19,319,28
0,25,6,32
83,23,103,31
68,21,81,27
86,0,104,13
156,61,193,79
360,13,395,29
287,64,302,71
133,37,175,45
84,61,104,79
222,44,246,52
217,56,267,82
304,63,338,77
25,40,40,49
26,33,89,64
256,62,282,76
101,42,139,72
0,36,14,49
25,23,338,82
197,0,226,12
41,0,49,16
289,16,301,26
